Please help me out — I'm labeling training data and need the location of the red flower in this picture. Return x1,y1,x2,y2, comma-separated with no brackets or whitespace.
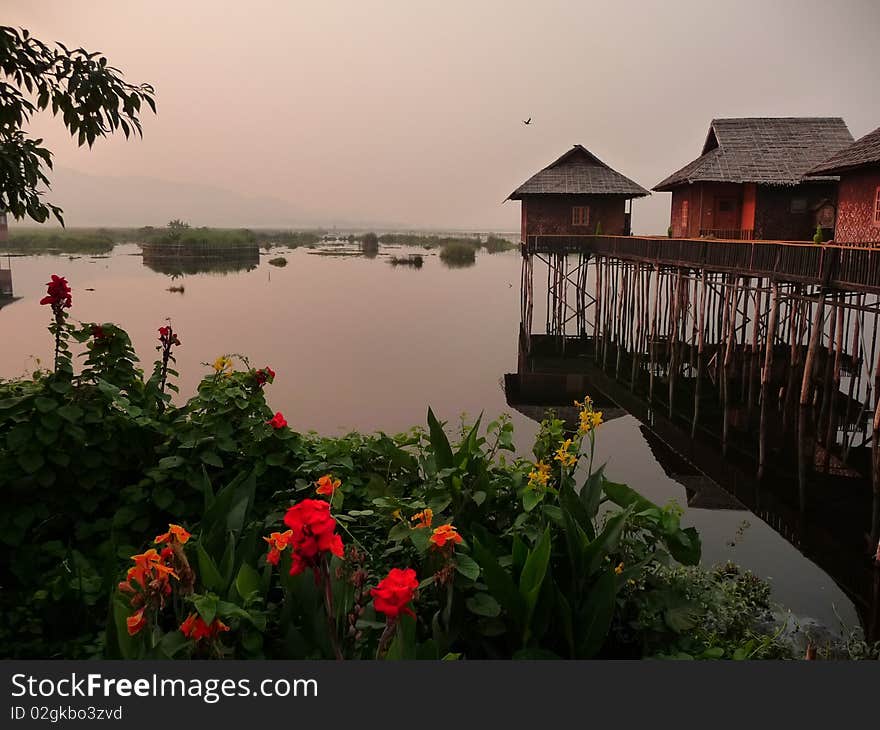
282,499,344,576
158,325,181,346
39,275,72,308
91,324,106,340
370,568,418,619
255,366,275,386
180,613,230,641
268,412,287,429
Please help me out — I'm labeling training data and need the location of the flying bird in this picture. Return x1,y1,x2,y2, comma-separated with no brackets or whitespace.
523,117,531,125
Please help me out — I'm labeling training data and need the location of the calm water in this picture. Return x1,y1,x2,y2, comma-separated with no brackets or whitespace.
0,242,861,629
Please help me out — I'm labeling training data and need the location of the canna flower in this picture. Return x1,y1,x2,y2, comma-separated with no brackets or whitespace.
158,325,181,347
39,274,72,309
554,438,578,468
282,499,344,577
370,568,418,619
430,523,463,549
263,529,293,566
576,396,603,435
411,508,433,529
527,460,552,491
212,356,233,375
614,562,624,575
91,324,106,340
391,509,402,521
154,523,191,545
180,613,230,641
315,474,341,497
126,608,147,636
267,411,287,429
254,366,275,386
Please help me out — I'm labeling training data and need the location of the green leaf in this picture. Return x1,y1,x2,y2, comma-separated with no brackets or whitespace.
56,404,84,422
519,527,552,623
34,396,57,413
153,486,174,510
522,489,542,512
193,593,219,625
582,506,632,575
196,543,226,592
466,592,501,617
18,450,44,474
472,538,524,627
426,407,454,470
455,553,480,581
235,563,262,602
158,455,186,470
577,568,616,658
201,451,223,468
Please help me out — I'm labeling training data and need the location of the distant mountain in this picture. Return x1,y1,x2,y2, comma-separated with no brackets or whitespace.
39,168,331,228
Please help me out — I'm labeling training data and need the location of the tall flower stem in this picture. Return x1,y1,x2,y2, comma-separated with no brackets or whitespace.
375,619,398,659
320,559,343,660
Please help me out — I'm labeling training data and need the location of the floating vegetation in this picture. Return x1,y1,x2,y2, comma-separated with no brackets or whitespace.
439,242,476,267
268,256,288,267
484,234,516,253
1,229,115,255
166,284,185,293
389,254,424,268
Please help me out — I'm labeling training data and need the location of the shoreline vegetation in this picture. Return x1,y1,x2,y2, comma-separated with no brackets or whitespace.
1,275,875,661
1,224,519,258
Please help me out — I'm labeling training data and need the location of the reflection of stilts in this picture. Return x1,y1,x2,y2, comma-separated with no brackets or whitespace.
521,236,880,558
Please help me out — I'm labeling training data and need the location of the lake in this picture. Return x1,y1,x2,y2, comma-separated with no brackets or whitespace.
0,240,864,631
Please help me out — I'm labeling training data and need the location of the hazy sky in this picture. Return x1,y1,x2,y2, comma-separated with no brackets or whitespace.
7,0,880,232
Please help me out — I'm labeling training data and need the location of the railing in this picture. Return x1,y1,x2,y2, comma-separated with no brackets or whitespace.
524,234,880,293
698,228,754,240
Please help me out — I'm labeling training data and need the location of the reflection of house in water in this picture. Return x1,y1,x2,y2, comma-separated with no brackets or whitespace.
638,424,744,510
503,332,625,430
506,331,879,639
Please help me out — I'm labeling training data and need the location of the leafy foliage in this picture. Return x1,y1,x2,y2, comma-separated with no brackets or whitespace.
0,25,156,224
0,298,797,659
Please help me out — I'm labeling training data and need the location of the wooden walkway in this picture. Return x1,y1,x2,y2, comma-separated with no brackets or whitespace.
524,235,880,294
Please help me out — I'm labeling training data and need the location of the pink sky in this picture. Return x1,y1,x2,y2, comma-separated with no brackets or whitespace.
7,0,880,231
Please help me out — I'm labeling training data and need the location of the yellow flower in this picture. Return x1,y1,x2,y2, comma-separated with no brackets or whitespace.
577,396,604,435
213,355,233,375
391,509,402,521
614,562,624,575
554,438,577,468
527,460,552,490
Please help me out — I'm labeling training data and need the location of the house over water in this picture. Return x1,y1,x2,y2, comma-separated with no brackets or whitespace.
508,145,649,240
807,125,880,246
653,118,853,241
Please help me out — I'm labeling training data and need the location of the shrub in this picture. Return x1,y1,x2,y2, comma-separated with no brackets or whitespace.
361,232,379,257
268,256,288,267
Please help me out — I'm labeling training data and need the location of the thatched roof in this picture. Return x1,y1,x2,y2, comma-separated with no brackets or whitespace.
807,125,880,176
653,118,854,191
508,145,649,200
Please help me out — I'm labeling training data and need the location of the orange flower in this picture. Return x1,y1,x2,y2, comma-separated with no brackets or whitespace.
411,508,433,529
315,474,341,497
154,523,191,545
263,529,294,565
126,608,147,636
430,524,463,549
